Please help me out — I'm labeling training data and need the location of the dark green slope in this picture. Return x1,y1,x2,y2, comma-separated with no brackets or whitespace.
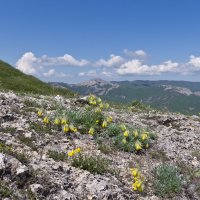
0,60,75,97
59,79,200,115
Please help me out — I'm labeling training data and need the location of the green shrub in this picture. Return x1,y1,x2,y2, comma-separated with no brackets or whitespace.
153,164,182,197
18,135,37,151
105,124,121,137
47,150,67,161
0,182,11,198
65,109,104,133
29,122,52,134
71,154,111,175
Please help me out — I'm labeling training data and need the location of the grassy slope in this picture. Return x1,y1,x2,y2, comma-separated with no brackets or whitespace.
0,60,75,97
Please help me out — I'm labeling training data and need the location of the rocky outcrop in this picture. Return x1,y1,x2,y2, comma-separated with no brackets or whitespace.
0,91,200,200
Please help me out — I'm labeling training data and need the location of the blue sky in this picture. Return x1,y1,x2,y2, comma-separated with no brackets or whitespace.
1,0,200,83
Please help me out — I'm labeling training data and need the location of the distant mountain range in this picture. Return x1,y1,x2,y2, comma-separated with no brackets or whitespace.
50,79,200,115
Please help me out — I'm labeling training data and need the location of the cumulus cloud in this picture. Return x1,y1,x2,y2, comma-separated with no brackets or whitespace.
16,50,200,80
16,52,39,74
188,55,200,69
96,54,124,67
16,52,90,75
124,49,147,57
117,59,179,75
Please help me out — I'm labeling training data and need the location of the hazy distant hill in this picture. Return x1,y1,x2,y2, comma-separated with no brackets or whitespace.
50,79,200,115
0,60,75,97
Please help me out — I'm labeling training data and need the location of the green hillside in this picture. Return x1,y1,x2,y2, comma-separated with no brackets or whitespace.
57,79,200,115
0,60,75,97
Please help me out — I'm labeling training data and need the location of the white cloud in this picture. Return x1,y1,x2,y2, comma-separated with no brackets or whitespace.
117,59,179,75
96,54,124,67
188,55,200,69
43,69,73,78
43,69,55,77
16,52,39,74
124,49,147,57
101,71,112,77
78,70,97,77
16,52,90,75
16,51,200,80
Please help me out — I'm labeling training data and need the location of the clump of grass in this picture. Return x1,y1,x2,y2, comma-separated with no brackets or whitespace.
0,127,17,134
13,152,30,164
0,181,11,198
0,141,12,154
65,109,105,133
97,143,114,154
24,99,39,107
71,154,112,175
149,149,169,161
105,123,121,137
153,164,182,198
131,100,151,111
17,135,37,151
192,150,200,161
0,141,29,164
29,122,52,134
47,150,67,161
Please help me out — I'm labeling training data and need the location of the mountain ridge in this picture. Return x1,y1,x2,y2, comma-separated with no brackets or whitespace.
49,78,200,115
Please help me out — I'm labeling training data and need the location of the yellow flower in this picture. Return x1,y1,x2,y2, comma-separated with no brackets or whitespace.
130,168,138,177
97,98,102,103
99,103,104,109
88,127,95,135
95,108,102,113
96,119,99,124
43,117,49,124
69,124,77,132
120,124,126,131
105,103,110,109
137,184,144,192
63,124,69,133
54,118,60,125
122,138,126,144
68,150,75,157
61,118,68,125
37,110,43,117
74,147,81,153
135,140,142,151
145,143,149,148
141,133,148,141
132,182,138,191
102,120,107,128
106,116,113,123
133,130,138,138
123,130,129,137
89,100,96,105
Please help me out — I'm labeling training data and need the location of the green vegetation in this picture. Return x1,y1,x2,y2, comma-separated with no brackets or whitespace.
66,79,200,115
29,122,53,134
17,135,37,151
0,60,75,97
48,150,67,161
71,154,112,175
0,181,11,198
0,141,29,164
153,164,182,197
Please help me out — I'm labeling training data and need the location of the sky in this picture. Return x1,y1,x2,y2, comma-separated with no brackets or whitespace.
1,0,200,83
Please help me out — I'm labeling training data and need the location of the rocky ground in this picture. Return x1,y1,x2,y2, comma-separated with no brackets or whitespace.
0,91,200,200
